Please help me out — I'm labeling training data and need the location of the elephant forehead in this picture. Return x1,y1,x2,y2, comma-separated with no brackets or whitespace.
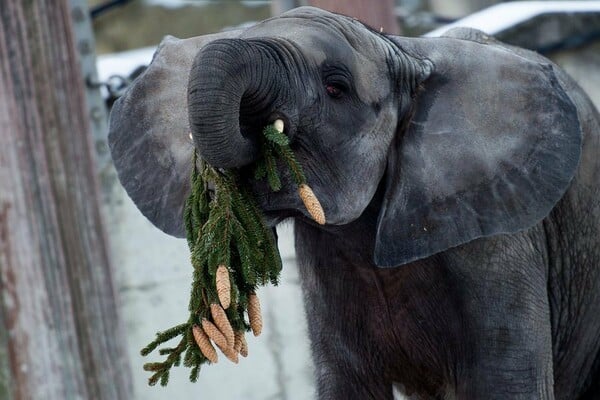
242,16,354,65
241,11,391,103
299,33,388,103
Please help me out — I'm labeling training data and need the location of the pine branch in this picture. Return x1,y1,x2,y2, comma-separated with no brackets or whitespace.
141,121,319,386
144,336,187,386
140,323,188,356
274,144,306,186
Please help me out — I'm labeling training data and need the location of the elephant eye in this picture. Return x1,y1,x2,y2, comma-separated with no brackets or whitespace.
325,84,343,98
322,64,350,99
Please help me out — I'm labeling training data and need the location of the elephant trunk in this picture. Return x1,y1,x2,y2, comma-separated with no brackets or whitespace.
188,38,284,168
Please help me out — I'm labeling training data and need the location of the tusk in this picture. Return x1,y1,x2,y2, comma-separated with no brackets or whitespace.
188,132,193,141
274,119,284,133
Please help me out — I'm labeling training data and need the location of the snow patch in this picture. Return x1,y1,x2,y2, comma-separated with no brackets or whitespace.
426,1,600,37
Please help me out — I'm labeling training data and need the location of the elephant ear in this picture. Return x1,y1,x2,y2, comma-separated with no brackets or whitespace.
375,34,582,267
108,31,240,237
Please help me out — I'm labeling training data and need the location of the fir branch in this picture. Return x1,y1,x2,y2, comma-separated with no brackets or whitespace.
158,347,178,356
160,370,170,386
263,125,290,146
253,124,307,188
190,365,201,382
273,144,306,186
143,363,164,372
144,336,188,386
141,121,316,386
141,323,188,356
253,161,267,181
264,147,282,191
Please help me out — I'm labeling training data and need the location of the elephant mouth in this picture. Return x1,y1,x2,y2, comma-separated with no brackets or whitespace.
255,189,326,228
238,111,287,145
261,210,298,227
240,174,299,226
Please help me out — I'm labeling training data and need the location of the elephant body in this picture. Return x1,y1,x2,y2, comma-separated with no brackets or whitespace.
296,189,600,399
294,32,600,400
107,7,600,399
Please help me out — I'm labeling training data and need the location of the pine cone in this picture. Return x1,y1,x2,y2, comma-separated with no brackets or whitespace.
248,293,263,336
239,333,249,358
298,184,325,225
234,331,244,353
201,318,228,351
210,303,234,347
202,317,240,364
192,325,218,363
222,346,240,364
216,265,231,309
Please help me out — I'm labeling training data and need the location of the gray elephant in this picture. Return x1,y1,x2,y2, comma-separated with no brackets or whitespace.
108,7,600,400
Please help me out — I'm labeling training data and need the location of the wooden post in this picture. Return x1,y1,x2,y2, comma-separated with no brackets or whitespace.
0,2,132,399
307,0,401,35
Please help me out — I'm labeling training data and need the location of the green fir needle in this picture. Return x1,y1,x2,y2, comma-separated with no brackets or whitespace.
141,121,312,386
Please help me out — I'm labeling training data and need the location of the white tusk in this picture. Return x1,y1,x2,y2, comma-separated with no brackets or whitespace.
274,119,284,133
189,132,193,141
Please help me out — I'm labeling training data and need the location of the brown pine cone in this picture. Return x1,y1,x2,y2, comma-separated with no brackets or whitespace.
216,265,231,309
201,318,228,351
239,333,249,358
210,303,235,347
192,325,218,363
221,346,240,364
298,184,326,225
234,331,244,353
248,293,263,337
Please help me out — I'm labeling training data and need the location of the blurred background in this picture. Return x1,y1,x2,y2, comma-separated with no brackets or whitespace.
88,0,501,54
1,1,599,399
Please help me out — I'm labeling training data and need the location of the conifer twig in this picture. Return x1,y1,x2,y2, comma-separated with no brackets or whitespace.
140,120,325,386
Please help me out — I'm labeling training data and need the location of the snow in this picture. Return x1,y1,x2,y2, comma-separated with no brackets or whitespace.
96,46,156,82
96,1,600,81
426,1,600,37
143,0,269,9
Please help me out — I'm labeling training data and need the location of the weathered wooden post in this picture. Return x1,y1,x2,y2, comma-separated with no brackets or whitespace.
0,1,132,399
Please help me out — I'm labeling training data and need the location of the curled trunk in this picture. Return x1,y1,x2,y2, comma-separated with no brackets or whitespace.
188,38,284,168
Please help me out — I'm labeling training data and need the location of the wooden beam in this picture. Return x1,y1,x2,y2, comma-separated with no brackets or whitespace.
0,2,132,398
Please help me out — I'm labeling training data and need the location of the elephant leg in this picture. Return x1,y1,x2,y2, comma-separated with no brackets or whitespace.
578,357,600,399
313,353,393,400
454,352,554,400
443,232,556,399
579,381,600,400
296,226,395,399
301,294,394,399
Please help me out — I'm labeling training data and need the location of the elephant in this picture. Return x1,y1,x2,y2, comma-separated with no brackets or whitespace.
107,7,600,400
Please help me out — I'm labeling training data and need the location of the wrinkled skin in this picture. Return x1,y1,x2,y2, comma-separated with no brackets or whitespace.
108,7,600,399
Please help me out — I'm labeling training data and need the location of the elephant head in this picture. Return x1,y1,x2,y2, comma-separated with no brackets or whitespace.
108,7,581,267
